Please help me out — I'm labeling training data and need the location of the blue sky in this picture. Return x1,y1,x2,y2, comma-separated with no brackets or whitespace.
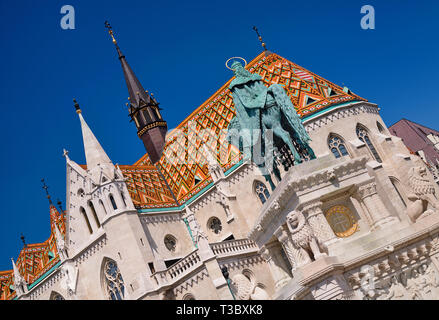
0,0,438,270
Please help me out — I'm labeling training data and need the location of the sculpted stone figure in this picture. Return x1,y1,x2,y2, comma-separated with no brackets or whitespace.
231,274,269,300
406,166,439,222
286,210,327,266
226,59,315,187
383,275,406,300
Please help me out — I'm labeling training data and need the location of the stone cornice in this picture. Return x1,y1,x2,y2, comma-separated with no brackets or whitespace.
304,102,380,133
141,212,182,224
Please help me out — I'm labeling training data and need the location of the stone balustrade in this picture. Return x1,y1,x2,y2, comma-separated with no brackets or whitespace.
151,239,259,290
152,249,202,288
210,238,258,258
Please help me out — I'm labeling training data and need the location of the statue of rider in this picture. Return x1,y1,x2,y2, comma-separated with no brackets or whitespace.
226,59,315,189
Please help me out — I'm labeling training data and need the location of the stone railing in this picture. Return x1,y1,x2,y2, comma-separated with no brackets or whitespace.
210,239,258,259
151,249,202,288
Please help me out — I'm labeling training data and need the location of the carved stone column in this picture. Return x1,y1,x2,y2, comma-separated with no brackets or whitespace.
274,225,300,272
303,201,338,247
259,244,292,289
357,182,396,229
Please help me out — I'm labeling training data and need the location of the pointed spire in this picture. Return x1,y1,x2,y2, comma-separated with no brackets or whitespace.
105,22,168,164
73,99,113,177
11,258,26,289
104,21,152,108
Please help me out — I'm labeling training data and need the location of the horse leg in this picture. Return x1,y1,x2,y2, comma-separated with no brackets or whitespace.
272,125,302,164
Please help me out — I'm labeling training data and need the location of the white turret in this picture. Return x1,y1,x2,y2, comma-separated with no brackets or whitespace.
11,258,27,297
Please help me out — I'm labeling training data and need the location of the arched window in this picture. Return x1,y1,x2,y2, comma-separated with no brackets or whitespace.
109,194,118,210
103,259,125,300
356,125,382,162
50,291,65,300
208,217,222,234
80,207,93,234
183,293,196,300
325,205,358,238
328,134,349,159
99,199,107,215
255,181,270,204
88,201,101,228
120,191,127,208
377,122,386,133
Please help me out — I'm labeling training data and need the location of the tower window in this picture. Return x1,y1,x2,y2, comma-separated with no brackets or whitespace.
80,207,93,234
356,125,382,162
88,201,101,228
120,191,127,208
377,122,386,133
328,134,349,159
109,194,118,210
103,259,125,300
255,181,270,204
99,200,107,215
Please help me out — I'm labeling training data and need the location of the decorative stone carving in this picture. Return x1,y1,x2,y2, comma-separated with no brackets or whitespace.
216,183,235,221
231,274,269,300
274,225,298,271
54,223,68,262
407,166,439,222
365,263,439,300
60,262,79,296
183,205,211,256
302,201,338,246
286,210,327,267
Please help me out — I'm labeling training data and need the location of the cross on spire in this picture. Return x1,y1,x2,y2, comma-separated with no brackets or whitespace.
105,20,124,58
41,178,52,204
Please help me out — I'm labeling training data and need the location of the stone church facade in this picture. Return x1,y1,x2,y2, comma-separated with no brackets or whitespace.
2,42,439,300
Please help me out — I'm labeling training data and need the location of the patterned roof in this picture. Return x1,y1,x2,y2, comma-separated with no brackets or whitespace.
0,205,66,300
124,51,365,209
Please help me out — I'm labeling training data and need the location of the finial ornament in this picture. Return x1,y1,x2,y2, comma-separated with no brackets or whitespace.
225,57,247,70
253,26,267,51
57,199,64,212
73,99,81,114
20,233,26,248
41,178,53,204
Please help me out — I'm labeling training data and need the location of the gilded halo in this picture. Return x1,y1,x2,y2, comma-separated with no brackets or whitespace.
225,57,247,70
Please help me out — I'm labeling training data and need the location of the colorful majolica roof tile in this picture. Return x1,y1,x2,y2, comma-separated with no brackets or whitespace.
0,205,65,300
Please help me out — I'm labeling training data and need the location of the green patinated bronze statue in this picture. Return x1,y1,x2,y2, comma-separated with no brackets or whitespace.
226,59,315,188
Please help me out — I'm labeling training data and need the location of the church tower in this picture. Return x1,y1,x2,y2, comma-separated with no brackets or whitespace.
105,21,167,164
63,101,160,299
